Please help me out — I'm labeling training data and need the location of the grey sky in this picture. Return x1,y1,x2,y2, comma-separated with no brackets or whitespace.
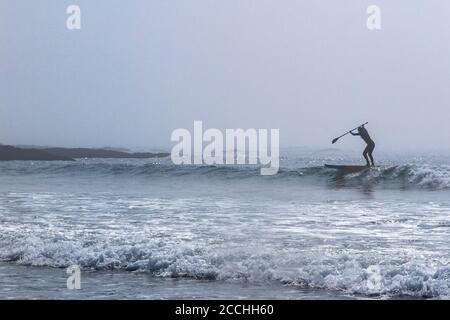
1,0,449,151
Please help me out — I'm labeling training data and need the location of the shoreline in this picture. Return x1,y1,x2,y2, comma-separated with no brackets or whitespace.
0,145,170,161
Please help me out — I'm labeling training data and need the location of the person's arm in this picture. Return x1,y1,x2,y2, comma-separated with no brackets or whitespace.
350,130,360,136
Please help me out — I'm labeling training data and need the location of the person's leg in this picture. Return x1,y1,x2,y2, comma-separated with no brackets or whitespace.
368,143,375,166
363,146,370,166
368,152,374,166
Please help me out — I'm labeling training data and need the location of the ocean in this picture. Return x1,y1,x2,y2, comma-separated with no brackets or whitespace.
0,150,449,299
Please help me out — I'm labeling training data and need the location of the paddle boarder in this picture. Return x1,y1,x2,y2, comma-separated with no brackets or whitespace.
350,125,375,166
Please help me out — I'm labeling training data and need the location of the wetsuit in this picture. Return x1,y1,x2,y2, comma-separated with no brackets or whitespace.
351,127,375,166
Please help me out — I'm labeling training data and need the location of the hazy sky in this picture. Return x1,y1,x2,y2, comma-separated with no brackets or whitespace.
1,0,450,151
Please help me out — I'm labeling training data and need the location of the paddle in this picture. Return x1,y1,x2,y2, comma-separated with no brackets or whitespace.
332,122,368,144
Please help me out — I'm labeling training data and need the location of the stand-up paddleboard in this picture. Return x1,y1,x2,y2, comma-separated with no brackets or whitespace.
325,164,380,173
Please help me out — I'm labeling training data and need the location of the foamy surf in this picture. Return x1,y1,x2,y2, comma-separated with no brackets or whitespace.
1,231,449,298
1,157,449,299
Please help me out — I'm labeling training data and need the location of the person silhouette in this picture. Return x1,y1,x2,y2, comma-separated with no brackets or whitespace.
350,125,375,166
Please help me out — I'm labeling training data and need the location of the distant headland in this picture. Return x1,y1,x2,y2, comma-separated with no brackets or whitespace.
0,145,170,161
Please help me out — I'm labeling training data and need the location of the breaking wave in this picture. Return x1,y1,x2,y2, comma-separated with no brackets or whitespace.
2,160,450,190
0,232,448,298
1,158,450,298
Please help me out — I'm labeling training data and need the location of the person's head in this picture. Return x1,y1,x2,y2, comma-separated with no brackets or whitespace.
358,126,364,133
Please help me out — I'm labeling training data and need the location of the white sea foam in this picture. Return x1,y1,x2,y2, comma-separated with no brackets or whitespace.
1,230,449,298
1,158,450,299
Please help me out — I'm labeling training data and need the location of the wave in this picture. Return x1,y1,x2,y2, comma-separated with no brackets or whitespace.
321,164,450,190
0,232,448,298
2,160,450,190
